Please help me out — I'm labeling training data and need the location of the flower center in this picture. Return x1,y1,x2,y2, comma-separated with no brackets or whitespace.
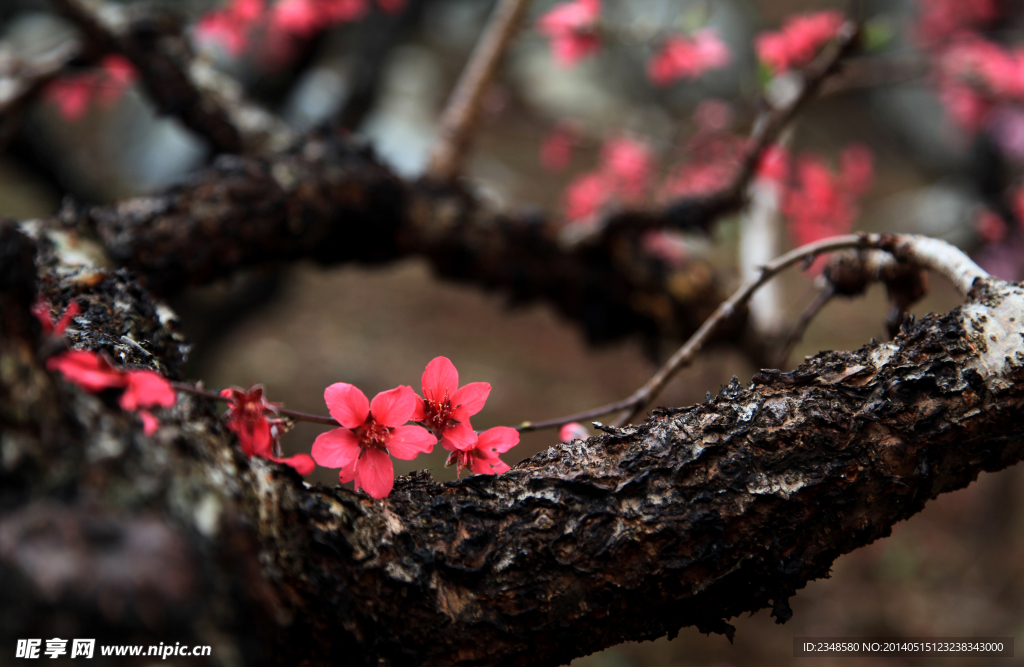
359,418,391,450
424,392,457,434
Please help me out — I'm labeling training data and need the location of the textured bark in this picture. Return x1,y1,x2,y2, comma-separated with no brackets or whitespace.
4,218,1024,666
55,131,727,347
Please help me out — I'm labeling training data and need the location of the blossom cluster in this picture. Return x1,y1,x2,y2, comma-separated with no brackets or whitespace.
195,0,404,60
536,0,730,85
755,10,844,74
312,357,518,498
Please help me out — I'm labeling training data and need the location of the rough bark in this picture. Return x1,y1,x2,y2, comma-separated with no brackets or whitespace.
3,218,1024,666
50,130,728,347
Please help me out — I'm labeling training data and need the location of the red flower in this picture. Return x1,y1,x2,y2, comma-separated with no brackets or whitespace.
564,172,610,223
44,57,137,120
647,29,730,87
313,384,435,498
781,145,874,272
412,357,490,452
447,426,519,477
221,385,315,475
756,10,844,74
536,0,601,66
271,0,368,38
46,350,177,431
32,299,80,336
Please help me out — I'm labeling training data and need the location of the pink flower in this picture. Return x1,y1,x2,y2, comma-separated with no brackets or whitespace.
47,350,177,429
44,57,137,120
32,299,80,336
221,385,315,475
313,384,435,498
647,29,730,86
271,0,368,37
412,357,490,452
195,0,266,55
447,426,519,477
755,143,790,183
781,146,874,272
564,172,610,222
536,0,601,66
601,137,653,202
914,0,999,48
756,10,844,73
559,421,590,442
975,209,1007,244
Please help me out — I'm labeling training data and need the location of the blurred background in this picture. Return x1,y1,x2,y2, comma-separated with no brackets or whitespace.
1,0,1022,664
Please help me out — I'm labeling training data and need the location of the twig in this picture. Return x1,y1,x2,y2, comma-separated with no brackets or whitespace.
581,20,862,244
171,381,339,426
425,0,529,182
519,234,878,432
773,283,835,369
520,233,991,432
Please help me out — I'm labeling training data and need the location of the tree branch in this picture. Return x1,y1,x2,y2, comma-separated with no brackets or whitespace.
425,0,529,182
6,220,1024,666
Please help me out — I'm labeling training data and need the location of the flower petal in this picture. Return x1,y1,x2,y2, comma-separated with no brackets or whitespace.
386,425,436,460
324,383,370,428
441,421,477,452
469,451,509,476
312,428,362,469
410,393,427,422
421,356,459,403
356,447,394,499
370,385,417,428
476,426,520,454
120,370,176,411
249,415,274,458
451,382,491,419
47,350,125,392
269,453,315,475
339,460,357,483
138,409,159,436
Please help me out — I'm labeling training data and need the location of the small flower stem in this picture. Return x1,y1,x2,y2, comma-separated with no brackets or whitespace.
170,382,339,426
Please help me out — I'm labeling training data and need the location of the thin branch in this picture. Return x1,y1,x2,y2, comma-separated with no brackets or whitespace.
519,234,878,432
578,20,862,244
773,283,835,369
425,0,529,181
171,381,339,426
521,233,991,433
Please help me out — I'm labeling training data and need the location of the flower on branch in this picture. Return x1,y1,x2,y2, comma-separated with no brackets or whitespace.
313,384,435,498
46,350,176,435
536,0,602,66
31,298,80,336
647,29,731,87
563,136,653,223
412,356,490,452
220,386,314,475
446,426,519,478
755,10,844,74
44,56,137,121
195,0,266,55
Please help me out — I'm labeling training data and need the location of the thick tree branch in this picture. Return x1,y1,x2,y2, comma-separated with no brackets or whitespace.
43,131,727,348
5,221,1024,666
